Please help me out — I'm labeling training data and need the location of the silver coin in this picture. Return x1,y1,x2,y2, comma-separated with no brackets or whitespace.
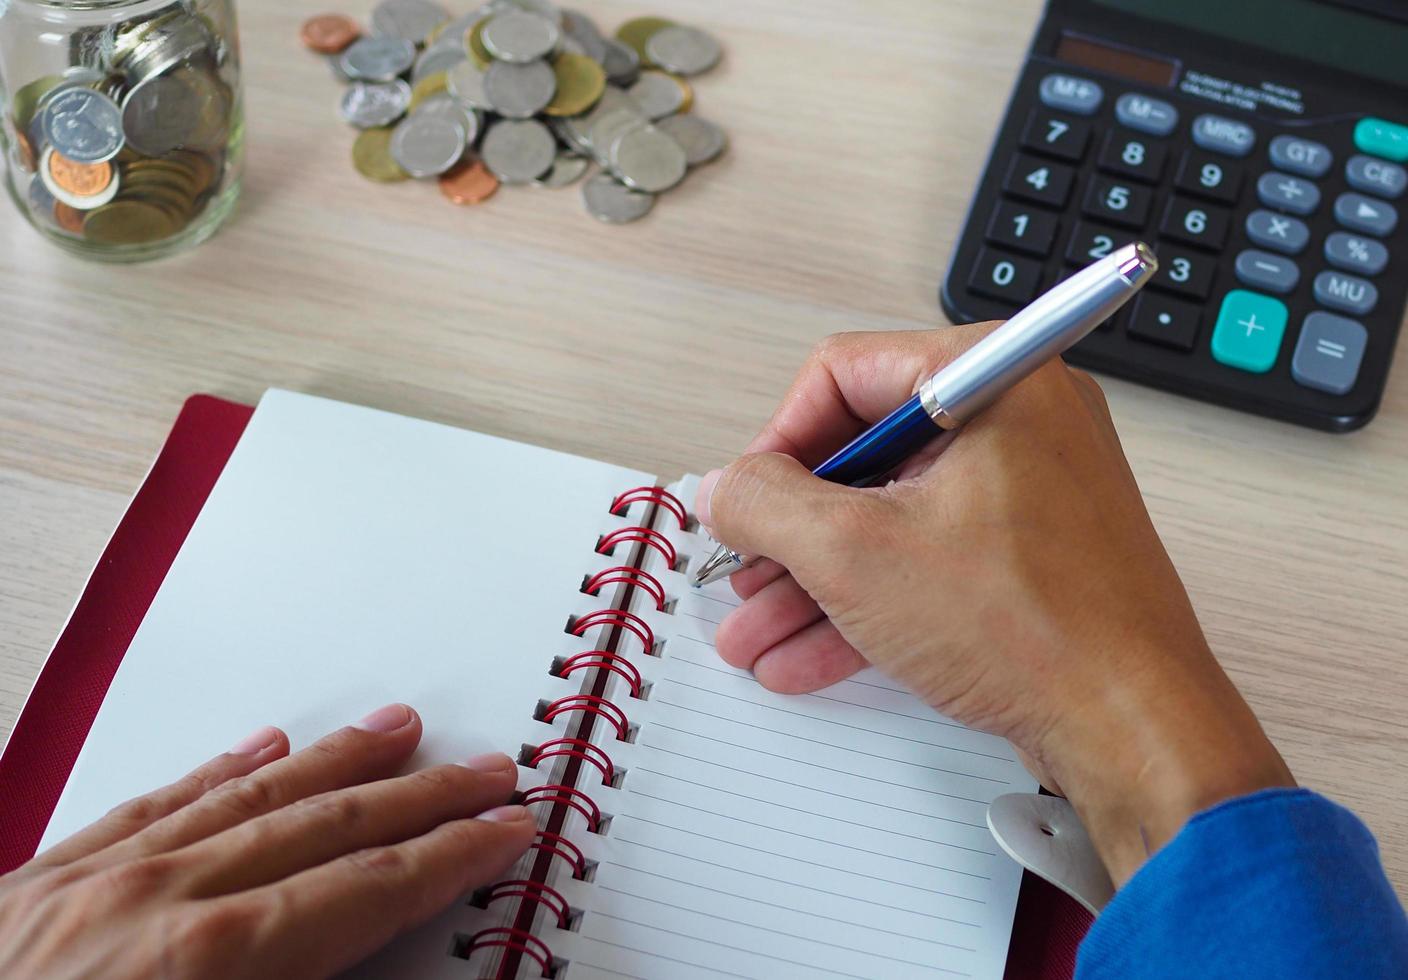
482,60,556,118
501,0,563,27
481,10,560,63
447,60,494,111
655,113,726,166
582,172,653,223
479,118,556,183
340,37,417,83
340,79,413,129
42,87,123,164
27,175,60,229
121,71,204,155
433,11,482,46
560,9,607,63
610,125,687,193
644,25,722,76
628,71,684,121
412,43,467,84
534,151,590,187
600,39,640,86
370,0,450,46
414,92,481,145
587,106,645,162
390,114,467,177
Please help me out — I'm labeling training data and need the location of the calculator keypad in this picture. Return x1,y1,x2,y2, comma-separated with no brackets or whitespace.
943,62,1408,431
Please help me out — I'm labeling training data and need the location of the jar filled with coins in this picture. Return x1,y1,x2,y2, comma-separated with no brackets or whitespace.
0,0,243,261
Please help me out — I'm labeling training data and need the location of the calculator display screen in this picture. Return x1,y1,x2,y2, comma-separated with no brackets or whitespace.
1093,0,1408,87
1054,34,1177,88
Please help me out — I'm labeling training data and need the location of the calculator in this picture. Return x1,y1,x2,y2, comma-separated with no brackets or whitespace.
941,0,1408,431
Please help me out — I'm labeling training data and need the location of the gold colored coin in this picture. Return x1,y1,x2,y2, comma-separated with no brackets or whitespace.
409,72,449,112
47,151,114,197
12,75,63,130
352,127,409,183
53,202,86,235
14,126,38,174
466,18,494,69
615,17,676,65
670,73,694,114
544,53,606,117
124,162,201,198
167,149,220,191
82,200,178,245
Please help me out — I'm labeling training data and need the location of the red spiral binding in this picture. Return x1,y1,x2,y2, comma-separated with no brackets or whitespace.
582,565,667,611
541,694,629,742
570,608,656,656
482,880,572,929
530,736,616,785
611,486,689,530
466,927,554,977
557,651,644,699
530,831,587,880
597,525,677,569
519,783,602,833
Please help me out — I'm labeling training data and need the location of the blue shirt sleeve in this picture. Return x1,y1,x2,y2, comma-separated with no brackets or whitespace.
1076,788,1408,979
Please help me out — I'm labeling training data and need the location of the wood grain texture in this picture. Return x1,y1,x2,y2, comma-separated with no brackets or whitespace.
1,0,1405,897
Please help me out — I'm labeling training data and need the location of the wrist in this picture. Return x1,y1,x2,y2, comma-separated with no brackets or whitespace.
1041,648,1296,886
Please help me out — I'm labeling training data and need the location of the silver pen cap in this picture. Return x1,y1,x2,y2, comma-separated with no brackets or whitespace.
920,242,1157,427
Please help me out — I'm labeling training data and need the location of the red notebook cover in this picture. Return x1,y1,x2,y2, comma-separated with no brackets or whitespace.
0,393,1090,978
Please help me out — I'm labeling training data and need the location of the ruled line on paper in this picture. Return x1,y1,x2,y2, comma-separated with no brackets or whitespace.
640,743,989,826
598,885,977,969
660,680,1016,763
652,702,1010,785
634,770,997,856
576,940,758,980
648,723,990,804
606,863,981,950
612,835,984,925
619,813,991,893
588,912,971,979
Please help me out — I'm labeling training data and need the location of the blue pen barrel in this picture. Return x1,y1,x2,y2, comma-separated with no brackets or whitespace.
812,394,940,487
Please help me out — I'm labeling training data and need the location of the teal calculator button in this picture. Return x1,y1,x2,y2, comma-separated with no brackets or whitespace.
1354,118,1408,162
1211,290,1288,374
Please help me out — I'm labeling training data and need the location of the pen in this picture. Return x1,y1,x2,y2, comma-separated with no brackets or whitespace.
692,241,1159,588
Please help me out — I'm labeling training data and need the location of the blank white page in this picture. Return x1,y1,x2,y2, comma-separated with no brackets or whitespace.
558,476,1038,980
41,390,655,852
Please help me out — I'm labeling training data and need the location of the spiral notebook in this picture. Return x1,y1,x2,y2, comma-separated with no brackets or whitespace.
36,390,1040,980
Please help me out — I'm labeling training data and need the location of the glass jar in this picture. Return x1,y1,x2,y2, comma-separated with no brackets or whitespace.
0,0,243,261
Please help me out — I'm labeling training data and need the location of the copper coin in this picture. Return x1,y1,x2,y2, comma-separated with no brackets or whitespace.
47,151,113,197
53,201,86,235
14,126,37,174
438,158,499,204
301,14,361,55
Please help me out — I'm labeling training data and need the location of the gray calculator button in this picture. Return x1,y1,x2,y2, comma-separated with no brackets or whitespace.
1191,114,1256,157
1235,249,1300,294
1335,192,1399,236
1268,135,1332,178
1039,74,1103,116
1257,172,1320,215
1345,155,1406,200
1115,93,1178,136
1245,209,1310,255
1292,312,1368,396
1324,231,1388,276
1313,270,1379,315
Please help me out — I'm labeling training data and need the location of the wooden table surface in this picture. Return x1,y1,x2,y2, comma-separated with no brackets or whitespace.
2,0,1405,896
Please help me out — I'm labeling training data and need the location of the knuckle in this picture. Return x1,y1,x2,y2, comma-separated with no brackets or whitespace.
105,792,164,827
207,772,280,820
295,790,365,828
810,331,856,364
96,854,180,898
346,845,410,883
412,764,472,797
165,899,268,964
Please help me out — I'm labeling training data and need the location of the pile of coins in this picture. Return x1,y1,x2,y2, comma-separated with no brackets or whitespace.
6,1,240,250
301,0,726,223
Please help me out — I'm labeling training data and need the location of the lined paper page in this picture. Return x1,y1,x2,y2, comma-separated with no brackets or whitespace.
559,477,1037,980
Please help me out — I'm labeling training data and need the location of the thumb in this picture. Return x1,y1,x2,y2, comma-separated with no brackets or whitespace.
696,453,881,576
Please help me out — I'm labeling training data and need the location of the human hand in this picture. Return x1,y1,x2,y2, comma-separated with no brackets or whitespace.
0,703,534,978
696,328,1293,882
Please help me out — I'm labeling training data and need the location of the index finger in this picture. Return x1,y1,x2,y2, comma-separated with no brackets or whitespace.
745,324,999,465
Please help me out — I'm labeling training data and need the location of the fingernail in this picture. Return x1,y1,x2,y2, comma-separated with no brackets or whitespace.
463,752,515,773
354,703,414,733
229,725,280,756
477,804,529,823
696,469,723,529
